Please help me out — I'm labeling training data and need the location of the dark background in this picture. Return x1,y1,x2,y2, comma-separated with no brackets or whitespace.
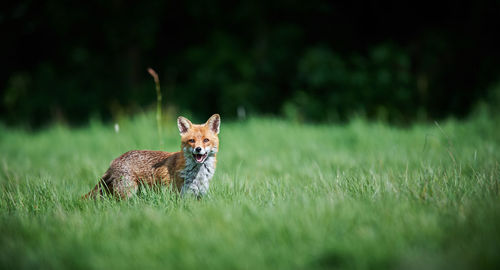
1,0,499,126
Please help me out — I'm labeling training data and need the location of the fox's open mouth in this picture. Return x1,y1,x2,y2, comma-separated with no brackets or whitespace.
193,153,208,163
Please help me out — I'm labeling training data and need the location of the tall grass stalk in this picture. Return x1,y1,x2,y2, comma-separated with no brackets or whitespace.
148,67,163,147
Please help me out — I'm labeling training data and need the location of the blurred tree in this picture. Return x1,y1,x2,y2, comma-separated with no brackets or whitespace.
1,0,499,126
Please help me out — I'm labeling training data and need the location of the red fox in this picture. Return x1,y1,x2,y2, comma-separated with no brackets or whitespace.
84,114,220,199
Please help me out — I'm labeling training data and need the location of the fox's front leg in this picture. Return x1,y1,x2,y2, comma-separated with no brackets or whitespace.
181,179,209,199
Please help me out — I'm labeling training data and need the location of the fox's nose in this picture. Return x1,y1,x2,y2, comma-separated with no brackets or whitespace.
195,147,202,153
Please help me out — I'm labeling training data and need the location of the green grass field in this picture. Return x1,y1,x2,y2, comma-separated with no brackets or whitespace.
1,113,499,270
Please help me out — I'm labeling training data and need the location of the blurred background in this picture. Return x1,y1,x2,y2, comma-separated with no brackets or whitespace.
1,0,500,127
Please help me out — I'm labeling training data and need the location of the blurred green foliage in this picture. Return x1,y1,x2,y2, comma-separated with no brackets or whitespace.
1,0,499,126
286,44,415,122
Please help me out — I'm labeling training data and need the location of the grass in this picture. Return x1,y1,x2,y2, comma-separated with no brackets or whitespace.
1,113,499,269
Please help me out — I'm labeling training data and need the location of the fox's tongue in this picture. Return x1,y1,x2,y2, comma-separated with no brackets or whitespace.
195,154,205,162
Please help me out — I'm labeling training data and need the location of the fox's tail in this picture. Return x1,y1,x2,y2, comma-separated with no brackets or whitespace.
82,172,112,199
82,183,102,199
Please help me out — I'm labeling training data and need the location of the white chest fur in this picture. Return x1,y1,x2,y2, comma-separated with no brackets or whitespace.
180,155,216,198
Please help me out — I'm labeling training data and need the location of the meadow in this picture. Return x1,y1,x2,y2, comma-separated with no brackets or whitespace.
1,113,499,270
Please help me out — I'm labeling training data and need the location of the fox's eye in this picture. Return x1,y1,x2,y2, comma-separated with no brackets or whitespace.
203,138,209,143
188,139,195,143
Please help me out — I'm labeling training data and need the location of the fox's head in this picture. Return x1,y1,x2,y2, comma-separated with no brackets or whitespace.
177,114,220,164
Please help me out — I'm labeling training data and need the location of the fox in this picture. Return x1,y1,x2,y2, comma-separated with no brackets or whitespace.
83,114,220,199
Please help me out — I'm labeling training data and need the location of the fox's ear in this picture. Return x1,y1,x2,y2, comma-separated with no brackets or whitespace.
177,116,192,135
205,114,220,134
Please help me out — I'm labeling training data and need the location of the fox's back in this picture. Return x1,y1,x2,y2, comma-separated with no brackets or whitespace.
109,150,184,184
